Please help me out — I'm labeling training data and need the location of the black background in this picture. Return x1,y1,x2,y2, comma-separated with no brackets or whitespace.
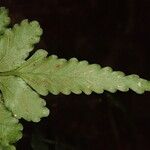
1,0,150,150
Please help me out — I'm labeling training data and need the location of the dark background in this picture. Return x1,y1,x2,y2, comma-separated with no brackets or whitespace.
1,0,150,150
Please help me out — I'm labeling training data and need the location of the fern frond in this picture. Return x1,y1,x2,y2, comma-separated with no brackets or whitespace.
15,50,150,95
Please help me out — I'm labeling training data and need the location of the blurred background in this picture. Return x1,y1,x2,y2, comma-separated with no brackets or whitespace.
1,0,150,150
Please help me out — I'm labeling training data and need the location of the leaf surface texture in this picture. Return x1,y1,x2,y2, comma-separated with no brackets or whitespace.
0,7,10,34
0,76,49,122
0,19,42,72
0,99,22,149
16,50,150,95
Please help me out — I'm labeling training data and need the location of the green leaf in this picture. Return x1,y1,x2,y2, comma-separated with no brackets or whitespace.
0,7,10,35
0,76,49,122
15,50,150,95
0,19,42,72
0,99,22,150
0,145,16,150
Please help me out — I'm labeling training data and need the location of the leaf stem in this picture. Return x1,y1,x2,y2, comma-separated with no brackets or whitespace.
0,70,18,76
